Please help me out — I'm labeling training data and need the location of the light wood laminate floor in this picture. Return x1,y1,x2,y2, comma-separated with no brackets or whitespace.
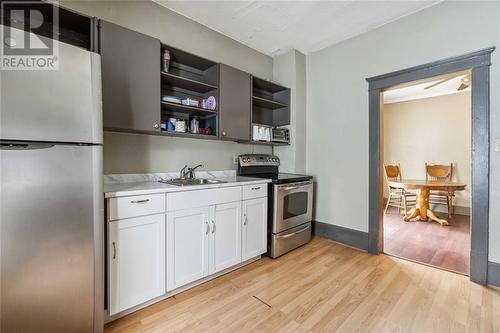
105,236,500,333
384,207,470,275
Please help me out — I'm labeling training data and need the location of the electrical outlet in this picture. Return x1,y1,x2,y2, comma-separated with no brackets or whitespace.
495,139,500,152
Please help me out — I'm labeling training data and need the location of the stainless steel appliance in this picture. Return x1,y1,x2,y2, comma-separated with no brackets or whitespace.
271,127,290,143
238,154,313,258
0,32,104,333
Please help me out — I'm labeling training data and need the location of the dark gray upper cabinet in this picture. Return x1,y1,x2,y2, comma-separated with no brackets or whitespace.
99,20,161,133
252,77,290,127
218,64,251,141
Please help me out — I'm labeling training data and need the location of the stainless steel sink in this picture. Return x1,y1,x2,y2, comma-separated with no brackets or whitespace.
160,178,227,186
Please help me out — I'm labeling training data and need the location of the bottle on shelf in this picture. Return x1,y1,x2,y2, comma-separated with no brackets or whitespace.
163,49,170,72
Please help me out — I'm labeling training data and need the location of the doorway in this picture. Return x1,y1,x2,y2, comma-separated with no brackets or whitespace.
366,47,494,284
381,71,472,275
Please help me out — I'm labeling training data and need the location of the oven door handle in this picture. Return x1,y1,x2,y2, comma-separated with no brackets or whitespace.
276,225,310,239
281,186,299,191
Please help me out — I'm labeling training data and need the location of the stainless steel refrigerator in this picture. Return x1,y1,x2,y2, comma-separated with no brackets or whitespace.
0,32,104,332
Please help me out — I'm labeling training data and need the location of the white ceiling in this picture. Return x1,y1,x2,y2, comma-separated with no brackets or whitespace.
383,74,471,104
154,0,440,56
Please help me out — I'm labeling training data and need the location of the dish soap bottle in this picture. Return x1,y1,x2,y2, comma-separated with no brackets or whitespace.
190,117,199,134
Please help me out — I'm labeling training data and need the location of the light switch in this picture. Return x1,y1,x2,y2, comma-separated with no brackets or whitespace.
495,139,500,152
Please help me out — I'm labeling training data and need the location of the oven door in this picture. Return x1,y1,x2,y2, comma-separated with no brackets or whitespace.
273,181,313,233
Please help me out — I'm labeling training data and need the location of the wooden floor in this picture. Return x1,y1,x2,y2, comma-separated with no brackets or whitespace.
105,236,500,333
384,207,471,275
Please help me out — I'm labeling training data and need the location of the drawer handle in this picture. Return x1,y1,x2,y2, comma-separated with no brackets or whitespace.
251,187,261,190
205,221,210,235
277,225,310,239
130,199,150,204
212,220,216,233
112,241,117,259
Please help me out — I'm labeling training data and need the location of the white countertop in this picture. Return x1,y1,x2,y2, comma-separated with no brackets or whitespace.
104,176,271,198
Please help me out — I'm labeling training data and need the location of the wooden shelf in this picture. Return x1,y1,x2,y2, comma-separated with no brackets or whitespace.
161,101,217,117
160,131,218,140
253,77,288,93
162,72,217,94
240,140,290,146
162,45,217,71
252,96,288,110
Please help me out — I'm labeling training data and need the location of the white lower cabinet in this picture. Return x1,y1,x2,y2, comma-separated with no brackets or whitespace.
108,214,166,316
210,202,242,274
166,206,210,291
166,202,242,290
242,197,268,261
108,183,268,316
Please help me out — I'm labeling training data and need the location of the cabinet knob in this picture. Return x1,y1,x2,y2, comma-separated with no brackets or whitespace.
153,123,159,129
221,131,227,136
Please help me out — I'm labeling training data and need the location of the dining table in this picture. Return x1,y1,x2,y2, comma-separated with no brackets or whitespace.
387,179,466,226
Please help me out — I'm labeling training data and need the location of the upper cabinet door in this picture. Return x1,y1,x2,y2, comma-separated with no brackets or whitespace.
218,64,251,141
99,20,161,133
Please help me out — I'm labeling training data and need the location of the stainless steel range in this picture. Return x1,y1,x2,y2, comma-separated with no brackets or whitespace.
238,154,313,258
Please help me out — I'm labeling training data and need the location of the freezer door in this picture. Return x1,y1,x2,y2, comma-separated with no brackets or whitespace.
0,27,102,144
0,143,103,333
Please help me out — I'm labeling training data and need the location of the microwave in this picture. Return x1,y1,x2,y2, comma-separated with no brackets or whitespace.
271,128,290,143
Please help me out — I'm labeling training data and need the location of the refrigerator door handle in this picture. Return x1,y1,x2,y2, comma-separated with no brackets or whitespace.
0,142,54,150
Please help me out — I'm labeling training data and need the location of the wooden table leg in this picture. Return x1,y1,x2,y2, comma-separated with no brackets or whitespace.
427,209,449,226
403,207,420,222
403,188,449,226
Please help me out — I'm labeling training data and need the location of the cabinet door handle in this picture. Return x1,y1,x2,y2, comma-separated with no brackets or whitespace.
112,241,117,259
212,220,216,233
131,199,149,204
243,214,248,226
205,221,210,235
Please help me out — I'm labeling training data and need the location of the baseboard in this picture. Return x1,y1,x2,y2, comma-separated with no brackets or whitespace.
488,261,500,287
312,221,369,251
431,205,470,216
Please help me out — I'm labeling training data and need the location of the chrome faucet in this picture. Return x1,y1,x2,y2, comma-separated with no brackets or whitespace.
180,165,188,178
185,164,204,179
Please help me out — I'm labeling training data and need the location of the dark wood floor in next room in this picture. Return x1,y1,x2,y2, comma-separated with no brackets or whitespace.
384,207,471,275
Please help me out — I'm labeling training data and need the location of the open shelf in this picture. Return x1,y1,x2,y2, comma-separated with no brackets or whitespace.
240,140,290,146
252,77,290,127
252,96,287,110
163,45,217,71
161,101,217,117
253,77,289,94
161,72,217,94
160,131,218,140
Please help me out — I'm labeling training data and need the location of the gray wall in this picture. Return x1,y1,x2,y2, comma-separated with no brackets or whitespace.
273,49,307,174
61,0,274,174
306,1,500,263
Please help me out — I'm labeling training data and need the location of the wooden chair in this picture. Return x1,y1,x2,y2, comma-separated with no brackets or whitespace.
384,164,416,215
425,163,454,218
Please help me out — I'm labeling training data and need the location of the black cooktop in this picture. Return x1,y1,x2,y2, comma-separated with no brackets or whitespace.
247,172,312,185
